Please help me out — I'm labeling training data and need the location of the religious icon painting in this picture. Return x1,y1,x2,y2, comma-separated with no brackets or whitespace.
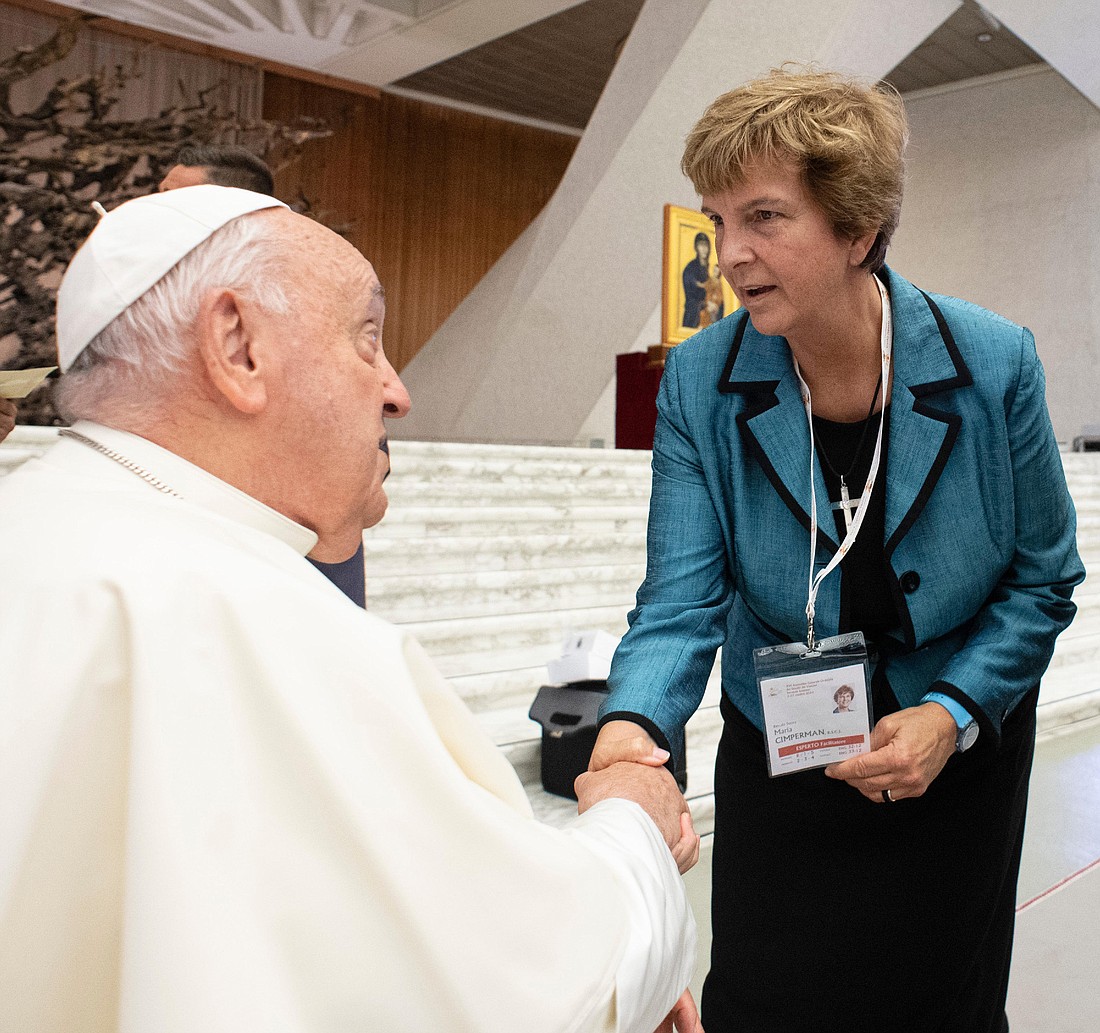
661,204,740,345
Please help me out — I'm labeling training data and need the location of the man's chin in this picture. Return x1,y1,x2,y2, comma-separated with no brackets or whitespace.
362,490,389,530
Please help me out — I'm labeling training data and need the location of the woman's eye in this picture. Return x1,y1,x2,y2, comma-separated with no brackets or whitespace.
756,210,779,222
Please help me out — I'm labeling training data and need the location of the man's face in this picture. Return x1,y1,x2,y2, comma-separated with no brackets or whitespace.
159,164,210,191
271,216,410,539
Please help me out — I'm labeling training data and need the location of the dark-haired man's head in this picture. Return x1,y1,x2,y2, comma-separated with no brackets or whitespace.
159,145,275,195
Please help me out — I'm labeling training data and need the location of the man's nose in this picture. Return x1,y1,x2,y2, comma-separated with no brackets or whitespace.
381,356,411,417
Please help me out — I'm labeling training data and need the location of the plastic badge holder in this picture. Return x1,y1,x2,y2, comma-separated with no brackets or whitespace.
753,631,874,777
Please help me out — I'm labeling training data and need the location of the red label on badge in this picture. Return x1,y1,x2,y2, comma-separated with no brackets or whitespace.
778,735,865,758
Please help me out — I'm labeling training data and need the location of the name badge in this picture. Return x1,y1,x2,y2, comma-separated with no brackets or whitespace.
753,632,873,777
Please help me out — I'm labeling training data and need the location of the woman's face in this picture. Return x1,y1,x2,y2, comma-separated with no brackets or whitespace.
701,160,875,344
836,690,853,709
695,237,711,263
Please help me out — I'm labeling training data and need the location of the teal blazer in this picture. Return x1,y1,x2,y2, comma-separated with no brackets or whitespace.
603,268,1084,745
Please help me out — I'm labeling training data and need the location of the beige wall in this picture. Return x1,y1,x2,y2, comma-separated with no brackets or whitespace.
395,0,962,445
888,66,1100,442
396,0,1100,447
575,65,1100,448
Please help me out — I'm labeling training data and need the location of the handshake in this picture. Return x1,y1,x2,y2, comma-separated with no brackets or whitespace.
578,719,701,876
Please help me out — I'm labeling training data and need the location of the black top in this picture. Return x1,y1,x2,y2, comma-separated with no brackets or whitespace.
307,541,367,608
812,406,900,642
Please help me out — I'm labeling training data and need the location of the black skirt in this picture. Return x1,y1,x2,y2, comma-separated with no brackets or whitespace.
701,685,1037,1033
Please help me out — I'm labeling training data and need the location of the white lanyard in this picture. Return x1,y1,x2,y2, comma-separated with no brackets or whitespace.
794,276,892,652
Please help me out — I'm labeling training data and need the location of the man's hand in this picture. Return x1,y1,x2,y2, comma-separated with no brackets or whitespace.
576,761,700,873
654,989,703,1033
0,398,16,444
824,702,958,802
589,719,668,772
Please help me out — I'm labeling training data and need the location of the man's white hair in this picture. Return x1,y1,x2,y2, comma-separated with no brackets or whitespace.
56,212,291,422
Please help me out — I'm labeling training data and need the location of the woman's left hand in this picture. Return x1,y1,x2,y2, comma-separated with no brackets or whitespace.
824,702,958,802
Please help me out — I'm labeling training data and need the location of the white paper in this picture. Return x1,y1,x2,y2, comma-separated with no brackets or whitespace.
0,367,56,399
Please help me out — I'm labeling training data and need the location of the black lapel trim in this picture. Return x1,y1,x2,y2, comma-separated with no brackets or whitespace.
738,409,837,556
885,406,960,559
914,291,974,395
884,288,971,561
717,310,831,550
718,311,765,394
884,290,966,647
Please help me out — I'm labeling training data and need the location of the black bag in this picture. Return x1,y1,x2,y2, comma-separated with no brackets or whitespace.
528,680,687,800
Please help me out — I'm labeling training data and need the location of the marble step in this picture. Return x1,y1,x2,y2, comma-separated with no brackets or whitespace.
369,563,643,622
1039,656,1099,702
385,449,652,487
391,579,1099,666
370,505,647,540
481,669,722,748
1075,514,1100,539
496,660,1098,835
363,530,648,574
449,665,580,710
1073,574,1100,595
1049,631,1100,671
382,477,651,507
1066,479,1100,501
1062,454,1100,470
387,438,652,466
398,604,630,664
398,584,1100,695
419,615,1097,703
443,612,1099,713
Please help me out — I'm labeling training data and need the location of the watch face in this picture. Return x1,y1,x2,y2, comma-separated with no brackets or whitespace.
959,721,979,752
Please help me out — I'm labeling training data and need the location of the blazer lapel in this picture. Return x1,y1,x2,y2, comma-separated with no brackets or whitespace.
719,313,839,553
882,270,974,553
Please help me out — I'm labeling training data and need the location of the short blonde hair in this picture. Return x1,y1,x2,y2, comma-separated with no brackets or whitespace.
681,67,908,272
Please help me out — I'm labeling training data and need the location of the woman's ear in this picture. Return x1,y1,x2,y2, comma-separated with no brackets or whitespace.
850,228,881,268
197,288,269,415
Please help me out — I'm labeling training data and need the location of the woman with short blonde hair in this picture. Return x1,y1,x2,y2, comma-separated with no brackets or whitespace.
592,66,1082,1032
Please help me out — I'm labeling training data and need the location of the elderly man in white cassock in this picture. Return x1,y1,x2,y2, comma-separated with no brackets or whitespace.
0,187,702,1033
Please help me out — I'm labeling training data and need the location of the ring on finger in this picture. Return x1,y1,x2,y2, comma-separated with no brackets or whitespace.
881,788,895,804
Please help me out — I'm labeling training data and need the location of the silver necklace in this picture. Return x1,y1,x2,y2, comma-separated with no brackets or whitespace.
59,428,184,499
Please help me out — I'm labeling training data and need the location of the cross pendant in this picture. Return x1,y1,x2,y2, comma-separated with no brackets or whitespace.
831,477,861,533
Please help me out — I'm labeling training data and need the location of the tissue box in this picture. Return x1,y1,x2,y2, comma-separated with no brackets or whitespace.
546,629,619,685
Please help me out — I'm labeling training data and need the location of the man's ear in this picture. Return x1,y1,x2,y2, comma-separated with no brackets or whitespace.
197,288,269,415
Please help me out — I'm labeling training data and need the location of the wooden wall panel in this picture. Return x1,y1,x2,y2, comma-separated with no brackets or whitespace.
262,77,578,373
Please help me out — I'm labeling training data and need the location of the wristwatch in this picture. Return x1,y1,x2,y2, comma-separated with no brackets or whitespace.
922,691,979,753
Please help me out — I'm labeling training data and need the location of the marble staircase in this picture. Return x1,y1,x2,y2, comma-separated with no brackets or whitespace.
365,440,1100,836
367,441,1100,833
3,429,1099,833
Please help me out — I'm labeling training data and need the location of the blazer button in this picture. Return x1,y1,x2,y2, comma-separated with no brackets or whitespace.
900,570,921,593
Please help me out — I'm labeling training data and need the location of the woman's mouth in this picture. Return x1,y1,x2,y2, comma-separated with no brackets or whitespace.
743,285,776,299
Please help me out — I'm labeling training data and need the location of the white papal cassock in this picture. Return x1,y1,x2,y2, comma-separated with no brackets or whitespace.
0,422,694,1033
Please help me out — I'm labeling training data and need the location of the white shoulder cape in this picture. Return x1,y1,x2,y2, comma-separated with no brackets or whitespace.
0,431,694,1033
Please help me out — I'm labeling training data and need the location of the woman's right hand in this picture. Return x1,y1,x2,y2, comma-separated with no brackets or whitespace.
589,720,700,874
589,719,669,771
